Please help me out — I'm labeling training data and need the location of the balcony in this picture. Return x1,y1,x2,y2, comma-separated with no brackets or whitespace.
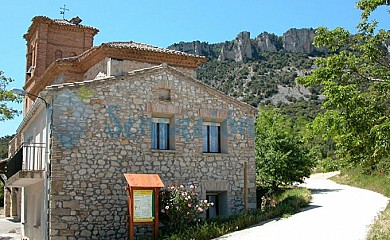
6,142,46,187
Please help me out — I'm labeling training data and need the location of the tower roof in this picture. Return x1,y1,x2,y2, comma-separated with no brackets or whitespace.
23,16,99,40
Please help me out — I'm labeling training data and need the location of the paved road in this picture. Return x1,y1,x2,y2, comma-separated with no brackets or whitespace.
217,172,389,240
0,217,20,240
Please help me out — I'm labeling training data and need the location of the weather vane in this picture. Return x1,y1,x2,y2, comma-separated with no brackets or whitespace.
60,4,69,19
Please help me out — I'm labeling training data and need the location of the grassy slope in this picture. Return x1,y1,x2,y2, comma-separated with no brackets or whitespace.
331,170,390,240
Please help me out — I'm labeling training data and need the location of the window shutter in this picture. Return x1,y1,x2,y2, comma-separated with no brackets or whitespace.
151,122,157,149
202,125,208,152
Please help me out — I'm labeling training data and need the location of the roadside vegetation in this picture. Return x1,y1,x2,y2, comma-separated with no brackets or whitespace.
160,187,311,240
300,1,390,239
331,169,390,240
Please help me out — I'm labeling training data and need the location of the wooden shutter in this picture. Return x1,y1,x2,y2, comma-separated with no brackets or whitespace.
151,122,157,149
202,125,208,152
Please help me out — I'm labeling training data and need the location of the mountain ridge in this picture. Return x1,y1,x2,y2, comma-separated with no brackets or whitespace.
168,28,325,62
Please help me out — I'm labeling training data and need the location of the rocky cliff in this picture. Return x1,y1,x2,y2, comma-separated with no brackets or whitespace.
168,28,325,62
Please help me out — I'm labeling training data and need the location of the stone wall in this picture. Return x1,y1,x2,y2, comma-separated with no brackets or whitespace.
48,66,256,239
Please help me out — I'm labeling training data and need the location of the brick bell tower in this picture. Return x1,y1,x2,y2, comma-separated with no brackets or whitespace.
22,16,99,113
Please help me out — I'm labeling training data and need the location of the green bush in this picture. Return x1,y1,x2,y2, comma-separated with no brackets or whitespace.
255,107,314,189
161,187,311,240
159,185,212,229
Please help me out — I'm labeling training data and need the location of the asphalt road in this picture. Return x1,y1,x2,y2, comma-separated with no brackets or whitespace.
217,172,389,240
0,217,20,240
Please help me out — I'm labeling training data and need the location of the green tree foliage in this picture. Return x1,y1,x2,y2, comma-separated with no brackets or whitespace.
255,107,314,189
0,135,14,159
0,71,21,121
297,0,390,172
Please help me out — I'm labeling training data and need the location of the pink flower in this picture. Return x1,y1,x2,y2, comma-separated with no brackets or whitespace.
190,185,194,189
203,200,208,204
165,206,169,210
161,209,165,213
188,203,192,207
197,207,203,213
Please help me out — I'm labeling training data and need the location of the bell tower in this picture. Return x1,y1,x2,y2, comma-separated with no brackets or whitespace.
22,16,99,112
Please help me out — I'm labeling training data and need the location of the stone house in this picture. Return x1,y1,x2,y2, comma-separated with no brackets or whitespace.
4,16,257,239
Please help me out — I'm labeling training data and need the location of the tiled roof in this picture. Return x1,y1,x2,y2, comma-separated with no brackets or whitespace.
44,16,98,31
59,41,206,65
24,16,99,40
102,42,206,59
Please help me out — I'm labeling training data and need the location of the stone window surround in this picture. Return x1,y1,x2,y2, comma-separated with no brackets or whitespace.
151,117,170,150
151,113,176,151
202,180,230,217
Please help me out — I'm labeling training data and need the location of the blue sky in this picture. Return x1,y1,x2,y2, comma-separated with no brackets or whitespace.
0,0,389,137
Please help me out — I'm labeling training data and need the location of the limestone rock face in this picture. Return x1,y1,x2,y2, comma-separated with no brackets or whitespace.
167,28,327,62
255,32,281,52
282,28,316,54
169,41,209,56
218,31,252,62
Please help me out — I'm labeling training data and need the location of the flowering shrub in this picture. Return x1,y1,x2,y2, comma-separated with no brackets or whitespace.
159,184,213,228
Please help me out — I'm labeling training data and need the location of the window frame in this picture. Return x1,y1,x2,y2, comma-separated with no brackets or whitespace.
151,117,171,150
203,122,221,153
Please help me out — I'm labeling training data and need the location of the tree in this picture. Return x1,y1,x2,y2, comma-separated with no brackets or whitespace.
297,0,390,173
0,134,14,159
255,107,314,190
0,71,21,121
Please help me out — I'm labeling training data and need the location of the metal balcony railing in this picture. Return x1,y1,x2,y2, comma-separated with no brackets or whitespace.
6,142,46,179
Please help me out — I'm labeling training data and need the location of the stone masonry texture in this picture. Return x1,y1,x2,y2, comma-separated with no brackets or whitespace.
48,65,256,239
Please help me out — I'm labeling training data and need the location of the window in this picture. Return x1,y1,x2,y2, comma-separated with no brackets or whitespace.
206,192,227,218
206,194,219,218
159,89,171,101
203,122,221,153
151,118,170,150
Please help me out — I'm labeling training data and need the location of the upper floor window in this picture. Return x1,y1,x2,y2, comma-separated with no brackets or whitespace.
159,89,171,101
203,122,221,153
151,118,170,150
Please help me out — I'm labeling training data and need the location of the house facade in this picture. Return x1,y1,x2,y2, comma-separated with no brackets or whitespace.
5,16,257,239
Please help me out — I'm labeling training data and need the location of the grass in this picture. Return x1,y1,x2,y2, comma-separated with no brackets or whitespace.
160,187,311,240
331,169,390,240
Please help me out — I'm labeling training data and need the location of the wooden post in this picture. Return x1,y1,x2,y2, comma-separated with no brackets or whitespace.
154,187,159,239
128,186,134,240
244,161,248,212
